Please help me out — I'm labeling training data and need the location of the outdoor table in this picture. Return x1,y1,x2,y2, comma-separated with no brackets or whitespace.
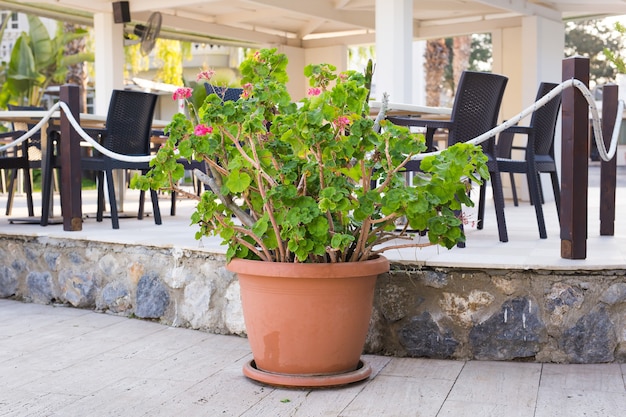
0,109,168,224
370,101,452,150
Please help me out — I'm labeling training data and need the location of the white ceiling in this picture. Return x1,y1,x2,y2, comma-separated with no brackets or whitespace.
3,0,626,47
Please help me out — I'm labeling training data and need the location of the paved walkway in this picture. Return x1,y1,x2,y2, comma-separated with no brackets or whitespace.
1,299,625,417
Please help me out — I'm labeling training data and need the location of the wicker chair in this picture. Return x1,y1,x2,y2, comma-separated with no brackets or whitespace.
2,105,48,217
170,84,244,216
488,82,562,239
45,90,161,229
204,84,243,102
0,129,32,216
495,128,519,206
387,70,509,243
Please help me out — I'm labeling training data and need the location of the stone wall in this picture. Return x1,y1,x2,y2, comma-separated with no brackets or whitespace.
368,264,626,363
1,235,625,363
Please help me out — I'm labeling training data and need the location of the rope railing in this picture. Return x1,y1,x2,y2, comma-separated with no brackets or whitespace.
0,101,61,153
0,101,155,163
380,79,623,162
0,79,622,166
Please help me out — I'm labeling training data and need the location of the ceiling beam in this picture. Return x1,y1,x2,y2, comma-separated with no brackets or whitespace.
474,0,562,22
245,0,374,28
132,10,291,46
298,18,326,38
415,16,524,40
215,10,278,26
0,0,92,24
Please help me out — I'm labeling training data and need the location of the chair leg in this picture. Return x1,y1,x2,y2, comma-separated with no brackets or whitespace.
490,170,508,242
138,189,146,220
537,172,545,204
509,172,519,206
105,169,120,229
477,182,487,230
550,171,561,221
150,189,162,225
41,154,56,226
170,191,177,216
96,172,105,223
23,168,34,217
526,168,547,239
5,168,17,215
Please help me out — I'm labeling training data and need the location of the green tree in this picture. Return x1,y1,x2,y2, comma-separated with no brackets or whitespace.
0,15,93,108
565,18,623,86
125,38,192,86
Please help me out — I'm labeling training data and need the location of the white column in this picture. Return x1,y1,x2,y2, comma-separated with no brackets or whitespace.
93,12,125,115
523,16,565,202
374,0,413,103
493,16,564,202
521,16,564,109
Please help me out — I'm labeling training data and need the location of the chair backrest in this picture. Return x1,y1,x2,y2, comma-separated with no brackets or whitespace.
103,90,158,156
204,84,243,102
8,104,45,161
527,82,561,157
447,71,508,154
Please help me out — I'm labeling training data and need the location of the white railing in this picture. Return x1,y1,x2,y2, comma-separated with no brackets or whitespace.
0,79,623,165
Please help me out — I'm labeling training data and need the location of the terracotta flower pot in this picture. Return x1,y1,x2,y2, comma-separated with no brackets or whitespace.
227,256,389,387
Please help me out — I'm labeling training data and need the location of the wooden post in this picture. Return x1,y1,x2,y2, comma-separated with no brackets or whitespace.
600,84,618,236
59,85,83,231
560,57,589,259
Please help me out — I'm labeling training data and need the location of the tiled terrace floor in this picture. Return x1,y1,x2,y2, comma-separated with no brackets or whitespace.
1,299,625,416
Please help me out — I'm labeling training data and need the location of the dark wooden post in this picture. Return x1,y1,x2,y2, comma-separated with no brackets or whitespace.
600,84,618,236
561,56,589,259
59,85,83,231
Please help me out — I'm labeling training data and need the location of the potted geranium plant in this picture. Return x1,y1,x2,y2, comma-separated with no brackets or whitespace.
133,48,488,387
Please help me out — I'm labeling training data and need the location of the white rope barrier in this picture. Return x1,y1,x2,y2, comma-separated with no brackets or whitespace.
0,101,155,163
56,102,155,163
0,79,622,166
0,101,62,153
407,79,624,162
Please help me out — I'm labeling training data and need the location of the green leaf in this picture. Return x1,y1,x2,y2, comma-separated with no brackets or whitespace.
225,170,251,193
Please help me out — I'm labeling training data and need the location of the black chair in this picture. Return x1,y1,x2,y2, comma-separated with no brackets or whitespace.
3,105,46,217
487,82,562,239
495,128,519,206
170,84,243,216
0,129,32,216
204,84,243,102
387,70,509,243
44,90,161,229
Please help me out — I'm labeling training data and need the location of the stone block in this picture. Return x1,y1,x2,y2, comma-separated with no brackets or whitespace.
470,297,545,360
135,273,170,318
560,307,616,363
398,312,459,359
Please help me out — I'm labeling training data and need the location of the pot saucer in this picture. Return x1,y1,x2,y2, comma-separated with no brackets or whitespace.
243,359,372,388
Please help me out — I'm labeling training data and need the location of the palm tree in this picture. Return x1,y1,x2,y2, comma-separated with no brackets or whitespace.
423,38,448,106
0,15,92,108
63,22,89,112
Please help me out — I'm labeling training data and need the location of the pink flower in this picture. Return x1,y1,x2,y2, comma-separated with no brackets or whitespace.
172,87,193,100
307,87,322,96
196,70,215,81
241,83,253,99
194,124,213,136
334,116,350,130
